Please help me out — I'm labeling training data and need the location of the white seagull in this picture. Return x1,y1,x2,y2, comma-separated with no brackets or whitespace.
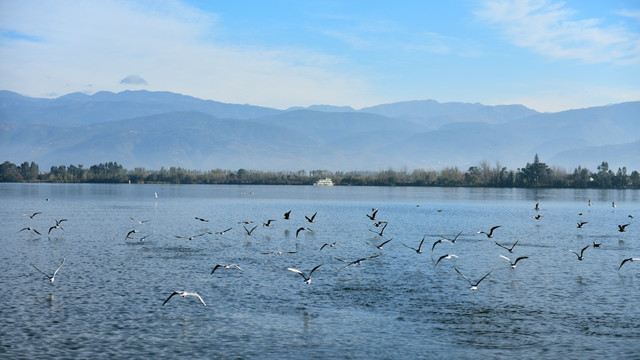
618,257,640,271
31,257,65,283
499,255,529,268
454,267,492,291
402,236,426,253
336,254,381,272
288,264,322,284
19,227,42,235
478,225,501,238
162,291,206,307
494,239,519,253
434,254,460,268
570,245,590,261
211,263,243,274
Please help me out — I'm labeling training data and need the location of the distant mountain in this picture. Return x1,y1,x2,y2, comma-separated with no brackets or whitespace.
1,90,638,171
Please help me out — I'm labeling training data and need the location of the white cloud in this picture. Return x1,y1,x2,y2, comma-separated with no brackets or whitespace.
476,0,640,65
0,0,373,108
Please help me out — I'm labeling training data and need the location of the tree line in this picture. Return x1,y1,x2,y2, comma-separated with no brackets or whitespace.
1,155,639,188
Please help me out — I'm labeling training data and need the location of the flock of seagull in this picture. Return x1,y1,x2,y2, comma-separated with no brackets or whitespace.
18,195,638,307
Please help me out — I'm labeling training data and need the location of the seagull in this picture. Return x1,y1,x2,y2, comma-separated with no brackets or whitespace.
431,238,449,253
365,238,393,250
478,225,501,238
162,291,206,307
174,233,207,240
612,201,616,208
243,225,258,235
130,217,151,224
261,249,297,256
18,227,42,235
534,202,540,211
494,239,519,253
570,245,590,261
434,254,460,267
48,219,67,234
588,199,593,206
210,263,243,274
125,229,138,240
24,212,42,219
287,264,322,284
366,209,379,221
320,242,343,250
629,215,634,219
214,227,233,235
296,227,312,238
31,257,65,283
618,257,640,271
592,241,601,248
373,221,388,227
499,255,529,268
368,222,388,236
618,224,630,232
577,221,588,228
336,254,381,272
195,216,209,222
441,231,463,244
238,220,254,224
534,214,543,220
402,236,425,253
284,210,292,220
454,267,492,291
305,211,318,223
139,233,153,241
262,219,276,227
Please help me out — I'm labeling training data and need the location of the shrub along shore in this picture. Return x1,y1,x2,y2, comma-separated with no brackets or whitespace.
1,155,639,189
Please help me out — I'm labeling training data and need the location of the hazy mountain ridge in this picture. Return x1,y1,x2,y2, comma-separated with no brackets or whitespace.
1,90,638,171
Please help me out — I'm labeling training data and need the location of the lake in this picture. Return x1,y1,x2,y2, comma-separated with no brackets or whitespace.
1,183,639,359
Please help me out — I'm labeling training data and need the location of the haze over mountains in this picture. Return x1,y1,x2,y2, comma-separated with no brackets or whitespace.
1,90,638,172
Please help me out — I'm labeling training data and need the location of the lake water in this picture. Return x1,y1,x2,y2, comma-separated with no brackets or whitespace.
1,183,639,359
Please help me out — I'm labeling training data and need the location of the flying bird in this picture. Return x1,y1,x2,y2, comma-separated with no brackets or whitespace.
431,238,449,253
174,233,207,240
494,239,519,253
305,212,318,223
570,245,590,261
320,242,343,250
577,221,588,228
454,267,492,291
25,212,42,219
366,209,379,221
588,199,593,206
612,201,616,208
336,254,381,272
592,241,601,248
368,222,388,237
31,257,65,283
214,227,233,235
534,202,540,211
243,225,258,235
365,238,393,250
195,216,209,222
261,249,297,256
296,227,312,238
372,221,388,227
618,257,640,271
284,210,292,220
618,224,630,232
534,214,543,220
162,291,206,307
130,217,151,224
262,219,276,227
499,255,529,268
402,236,425,253
125,229,138,240
48,219,67,235
210,263,243,274
440,231,463,244
18,227,41,235
478,225,501,238
287,264,322,284
434,254,460,268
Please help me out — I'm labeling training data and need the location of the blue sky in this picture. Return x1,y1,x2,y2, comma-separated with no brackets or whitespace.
1,0,638,112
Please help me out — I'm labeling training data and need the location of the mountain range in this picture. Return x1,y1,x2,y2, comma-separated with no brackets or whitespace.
1,90,638,172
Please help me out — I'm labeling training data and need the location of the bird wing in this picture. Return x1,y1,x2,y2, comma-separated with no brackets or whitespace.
31,263,51,279
618,258,631,270
580,245,590,256
33,228,42,235
211,265,222,274
402,243,417,251
499,255,511,263
513,256,529,265
52,258,65,277
232,264,243,271
434,255,447,267
287,268,306,278
417,236,425,250
431,239,442,253
162,292,179,306
380,238,393,247
494,241,508,250
309,264,323,276
509,240,520,251
320,244,328,251
454,267,472,285
475,270,493,286
193,293,206,307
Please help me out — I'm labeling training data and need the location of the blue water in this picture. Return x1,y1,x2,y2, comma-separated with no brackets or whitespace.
1,183,639,359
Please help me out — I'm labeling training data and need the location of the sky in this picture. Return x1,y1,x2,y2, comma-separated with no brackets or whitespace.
0,0,639,112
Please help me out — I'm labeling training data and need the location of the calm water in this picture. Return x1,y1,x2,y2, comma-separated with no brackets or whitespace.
1,183,639,359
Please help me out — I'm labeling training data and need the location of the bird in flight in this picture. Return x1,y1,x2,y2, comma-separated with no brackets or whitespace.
210,263,243,274
570,245,590,261
368,222,388,237
440,231,463,244
284,210,292,220
296,227,312,238
402,236,426,253
261,249,297,256
577,221,588,228
125,229,139,240
366,208,379,221
533,214,543,220
618,257,640,271
618,224,630,232
336,254,380,272
174,233,207,240
454,267,492,291
288,264,322,284
162,291,206,307
494,239,519,253
320,242,343,250
31,257,65,283
130,217,151,224
262,219,276,227
305,212,318,223
214,227,233,235
195,216,209,222
366,238,393,250
499,255,529,268
478,225,501,238
18,227,42,235
434,254,460,268
25,212,42,219
243,225,258,235
48,219,67,235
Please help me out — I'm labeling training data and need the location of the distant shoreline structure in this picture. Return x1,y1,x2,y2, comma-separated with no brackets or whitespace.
313,178,334,186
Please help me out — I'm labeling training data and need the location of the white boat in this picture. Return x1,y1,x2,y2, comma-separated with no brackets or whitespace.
313,178,334,186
